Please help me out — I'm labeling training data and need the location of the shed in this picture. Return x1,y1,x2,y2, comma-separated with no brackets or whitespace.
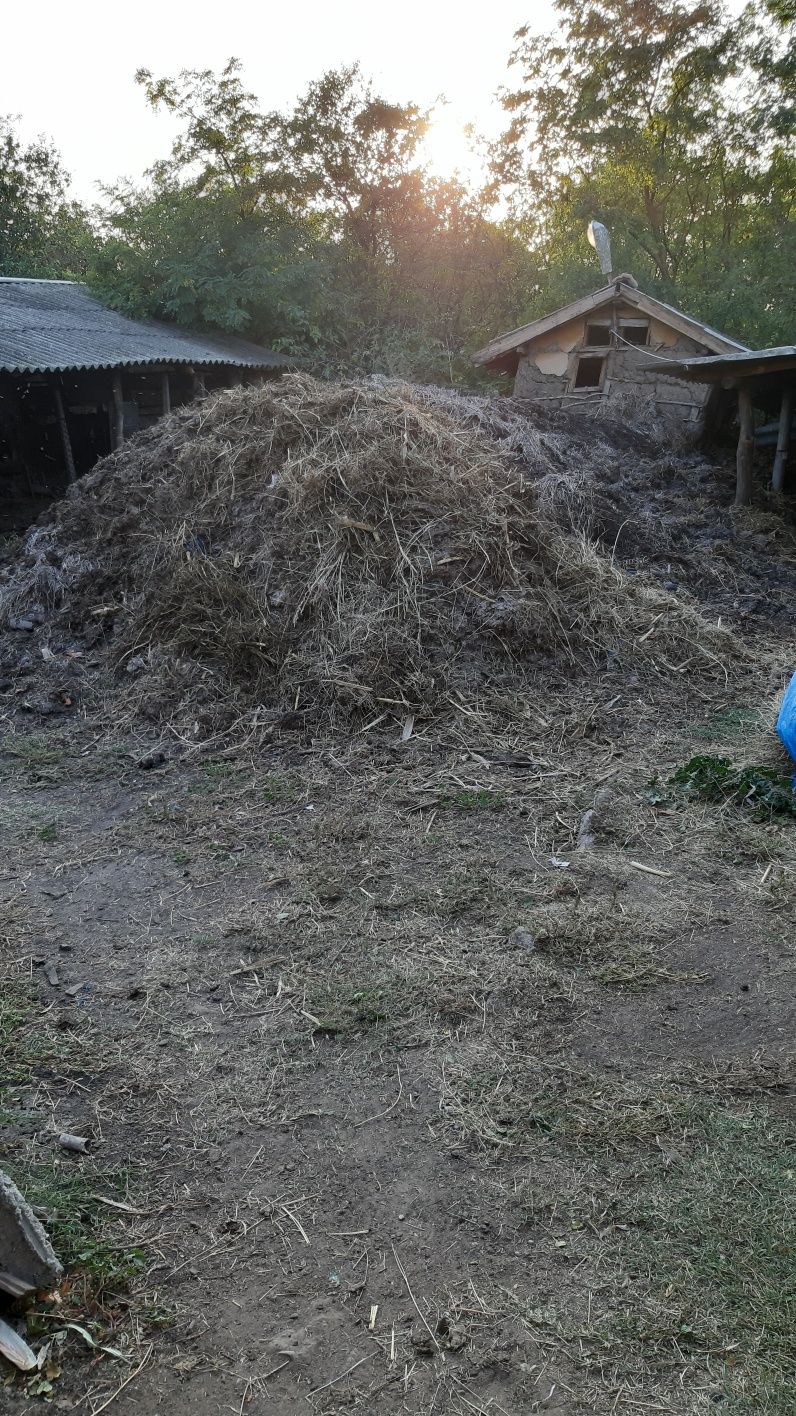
643,347,796,505
472,274,747,432
0,278,291,530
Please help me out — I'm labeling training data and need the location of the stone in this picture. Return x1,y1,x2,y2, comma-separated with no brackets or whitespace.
509,926,536,953
0,1169,62,1296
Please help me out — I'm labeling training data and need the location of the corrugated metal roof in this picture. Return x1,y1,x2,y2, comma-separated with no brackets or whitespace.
640,346,796,380
0,278,292,374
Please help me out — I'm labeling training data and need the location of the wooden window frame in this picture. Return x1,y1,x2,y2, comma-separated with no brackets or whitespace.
571,353,608,391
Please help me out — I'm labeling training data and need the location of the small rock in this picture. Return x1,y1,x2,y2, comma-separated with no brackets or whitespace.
410,1324,435,1355
8,618,34,632
446,1325,467,1351
509,926,535,953
137,750,167,770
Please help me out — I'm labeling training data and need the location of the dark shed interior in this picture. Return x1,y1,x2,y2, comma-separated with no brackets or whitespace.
0,279,291,532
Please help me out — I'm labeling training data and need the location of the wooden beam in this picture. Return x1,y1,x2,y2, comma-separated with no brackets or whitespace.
735,384,754,507
53,383,76,483
191,368,207,399
772,384,793,494
112,372,125,450
161,371,171,417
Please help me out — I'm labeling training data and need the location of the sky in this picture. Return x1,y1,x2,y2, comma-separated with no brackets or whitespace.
1,0,555,200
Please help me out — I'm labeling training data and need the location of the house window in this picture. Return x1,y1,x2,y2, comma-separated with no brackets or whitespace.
619,321,649,346
585,322,612,346
573,355,606,389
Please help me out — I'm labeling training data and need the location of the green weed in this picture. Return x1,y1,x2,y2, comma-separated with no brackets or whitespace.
443,788,506,812
261,774,299,804
671,755,796,819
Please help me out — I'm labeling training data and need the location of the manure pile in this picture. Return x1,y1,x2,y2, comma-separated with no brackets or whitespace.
0,375,740,733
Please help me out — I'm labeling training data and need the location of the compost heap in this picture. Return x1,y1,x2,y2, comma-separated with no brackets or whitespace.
0,375,738,733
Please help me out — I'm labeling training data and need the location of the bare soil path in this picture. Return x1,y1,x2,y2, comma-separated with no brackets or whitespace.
2,655,794,1414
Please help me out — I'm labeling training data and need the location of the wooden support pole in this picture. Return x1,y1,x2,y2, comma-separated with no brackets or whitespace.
191,367,206,399
772,384,793,494
161,371,171,417
53,383,76,483
112,372,125,450
735,384,754,507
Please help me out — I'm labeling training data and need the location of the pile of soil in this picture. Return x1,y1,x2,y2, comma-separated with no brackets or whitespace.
0,376,748,734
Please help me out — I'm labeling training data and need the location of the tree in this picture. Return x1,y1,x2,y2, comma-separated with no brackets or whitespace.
134,60,290,218
0,117,94,277
495,2,754,282
92,60,539,382
278,66,431,254
491,1,795,345
92,184,335,351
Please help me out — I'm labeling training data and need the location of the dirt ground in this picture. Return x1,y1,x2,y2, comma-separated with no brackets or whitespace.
1,639,795,1414
1,406,796,1414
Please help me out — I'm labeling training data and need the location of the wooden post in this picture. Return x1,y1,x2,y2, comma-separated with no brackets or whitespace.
772,384,793,494
735,384,754,507
53,383,76,483
112,372,125,450
191,367,206,399
161,371,171,417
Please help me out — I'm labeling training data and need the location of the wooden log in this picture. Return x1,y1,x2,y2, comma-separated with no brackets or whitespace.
735,384,754,507
53,383,76,483
161,371,171,416
772,384,793,494
112,372,125,449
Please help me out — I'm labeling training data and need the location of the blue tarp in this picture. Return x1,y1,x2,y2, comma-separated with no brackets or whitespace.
776,673,796,766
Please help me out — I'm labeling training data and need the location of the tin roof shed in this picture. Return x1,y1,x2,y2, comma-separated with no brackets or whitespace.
0,277,291,374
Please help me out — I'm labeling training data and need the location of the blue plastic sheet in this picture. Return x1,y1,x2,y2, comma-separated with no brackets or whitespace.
777,672,796,766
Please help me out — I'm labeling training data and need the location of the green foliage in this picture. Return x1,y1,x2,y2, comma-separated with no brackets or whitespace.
90,61,536,379
90,184,331,351
494,0,796,346
0,117,96,277
671,754,796,817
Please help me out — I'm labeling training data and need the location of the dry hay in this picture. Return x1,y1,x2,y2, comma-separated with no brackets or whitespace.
0,374,742,732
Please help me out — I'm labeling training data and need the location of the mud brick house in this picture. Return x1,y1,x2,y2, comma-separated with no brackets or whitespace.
472,273,748,432
0,277,290,529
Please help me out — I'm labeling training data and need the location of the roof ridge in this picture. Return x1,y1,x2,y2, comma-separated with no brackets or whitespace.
0,276,78,285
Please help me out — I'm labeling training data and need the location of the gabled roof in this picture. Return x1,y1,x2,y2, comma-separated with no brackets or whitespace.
0,278,292,375
472,278,749,369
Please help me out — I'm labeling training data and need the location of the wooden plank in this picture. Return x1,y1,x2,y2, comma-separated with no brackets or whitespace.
625,288,747,354
112,372,125,449
161,371,171,416
771,384,793,494
53,382,76,483
735,384,755,506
